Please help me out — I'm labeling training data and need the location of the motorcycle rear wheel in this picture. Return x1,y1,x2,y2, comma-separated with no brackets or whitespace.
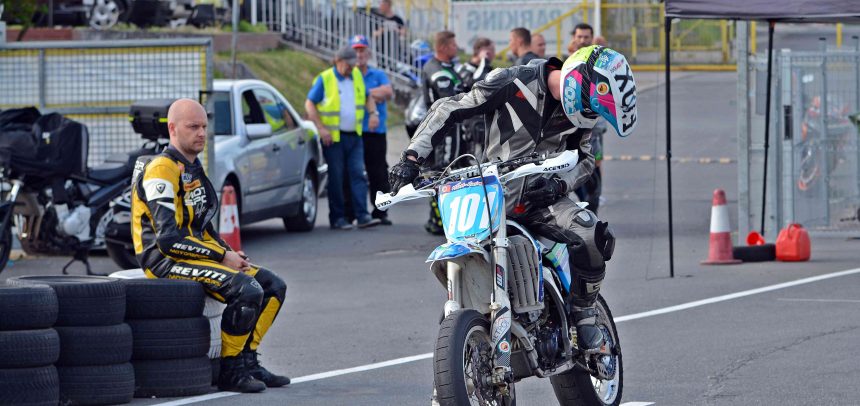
434,309,515,406
550,294,622,406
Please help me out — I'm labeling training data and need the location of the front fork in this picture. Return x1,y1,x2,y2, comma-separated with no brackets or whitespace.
489,236,513,387
443,250,514,393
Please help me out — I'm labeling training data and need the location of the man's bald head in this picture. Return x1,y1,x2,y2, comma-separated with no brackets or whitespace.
168,98,207,125
167,98,208,161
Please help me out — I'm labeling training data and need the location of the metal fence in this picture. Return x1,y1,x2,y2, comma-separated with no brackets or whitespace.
250,0,446,84
776,44,860,233
0,38,213,167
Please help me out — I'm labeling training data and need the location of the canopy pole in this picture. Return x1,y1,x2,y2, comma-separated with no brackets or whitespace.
665,16,674,278
760,21,775,234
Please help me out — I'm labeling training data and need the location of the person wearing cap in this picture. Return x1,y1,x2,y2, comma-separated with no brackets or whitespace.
305,46,381,230
345,35,395,225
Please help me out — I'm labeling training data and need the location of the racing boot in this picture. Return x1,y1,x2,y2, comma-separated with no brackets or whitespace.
425,200,445,235
243,350,291,387
571,305,604,352
218,355,267,393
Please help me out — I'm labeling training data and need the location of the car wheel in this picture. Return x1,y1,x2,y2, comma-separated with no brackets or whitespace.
283,170,317,232
89,0,126,30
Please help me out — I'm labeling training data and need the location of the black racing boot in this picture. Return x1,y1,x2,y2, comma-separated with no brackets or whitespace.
243,350,291,387
218,355,267,393
572,306,604,353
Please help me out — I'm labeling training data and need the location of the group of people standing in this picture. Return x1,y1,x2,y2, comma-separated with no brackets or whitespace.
304,21,609,232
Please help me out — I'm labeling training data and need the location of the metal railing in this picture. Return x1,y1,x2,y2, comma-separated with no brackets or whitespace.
248,0,447,84
0,39,214,167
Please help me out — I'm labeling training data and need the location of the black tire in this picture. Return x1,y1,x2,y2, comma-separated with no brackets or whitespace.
732,244,777,262
434,309,515,406
0,285,58,330
57,363,134,406
0,329,60,368
123,278,205,319
0,221,11,274
0,365,59,406
5,276,126,327
128,317,210,360
106,240,138,270
132,356,213,398
283,169,318,232
55,324,133,366
551,295,623,406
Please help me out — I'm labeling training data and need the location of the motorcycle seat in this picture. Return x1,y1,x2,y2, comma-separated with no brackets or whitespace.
89,161,130,183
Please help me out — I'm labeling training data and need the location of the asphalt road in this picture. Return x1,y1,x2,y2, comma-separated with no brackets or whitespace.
2,71,860,406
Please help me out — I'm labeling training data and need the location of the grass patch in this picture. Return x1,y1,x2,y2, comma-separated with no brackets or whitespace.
217,48,404,125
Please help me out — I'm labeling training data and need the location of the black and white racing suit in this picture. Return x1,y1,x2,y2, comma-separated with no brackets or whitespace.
406,57,615,330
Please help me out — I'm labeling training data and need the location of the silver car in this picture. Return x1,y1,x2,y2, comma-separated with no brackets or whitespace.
206,79,327,232
104,80,325,269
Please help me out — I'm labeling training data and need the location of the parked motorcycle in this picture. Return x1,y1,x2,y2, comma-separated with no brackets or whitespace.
0,109,164,274
376,151,622,406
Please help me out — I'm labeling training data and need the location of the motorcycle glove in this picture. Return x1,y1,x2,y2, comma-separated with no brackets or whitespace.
389,153,421,196
524,177,568,208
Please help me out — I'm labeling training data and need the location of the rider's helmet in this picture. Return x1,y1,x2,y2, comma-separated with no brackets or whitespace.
559,45,638,137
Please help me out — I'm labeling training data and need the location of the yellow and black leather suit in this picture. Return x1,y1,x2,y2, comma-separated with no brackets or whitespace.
131,147,286,357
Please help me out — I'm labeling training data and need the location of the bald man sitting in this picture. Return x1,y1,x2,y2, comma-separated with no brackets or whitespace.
130,99,289,393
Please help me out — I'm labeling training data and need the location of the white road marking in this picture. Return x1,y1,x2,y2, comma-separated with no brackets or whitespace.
777,298,860,303
290,352,433,384
614,267,860,323
153,266,860,405
147,392,238,406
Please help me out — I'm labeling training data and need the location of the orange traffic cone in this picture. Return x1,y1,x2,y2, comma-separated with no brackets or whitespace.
701,189,741,265
219,185,241,251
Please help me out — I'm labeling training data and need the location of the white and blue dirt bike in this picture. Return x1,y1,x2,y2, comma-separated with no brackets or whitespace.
376,151,622,406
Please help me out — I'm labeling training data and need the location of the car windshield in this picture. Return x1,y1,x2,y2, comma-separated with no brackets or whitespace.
205,91,233,136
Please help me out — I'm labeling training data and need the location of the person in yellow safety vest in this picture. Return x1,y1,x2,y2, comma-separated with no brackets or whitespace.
305,45,382,230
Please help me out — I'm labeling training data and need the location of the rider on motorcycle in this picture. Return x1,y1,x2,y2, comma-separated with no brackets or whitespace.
389,45,637,352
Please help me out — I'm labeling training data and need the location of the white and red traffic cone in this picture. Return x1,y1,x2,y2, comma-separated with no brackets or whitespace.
701,189,741,265
219,185,241,251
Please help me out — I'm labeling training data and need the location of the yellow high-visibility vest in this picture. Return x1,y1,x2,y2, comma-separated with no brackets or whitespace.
315,67,366,142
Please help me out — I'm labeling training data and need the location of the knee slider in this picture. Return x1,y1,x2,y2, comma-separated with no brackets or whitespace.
222,274,264,334
595,221,615,261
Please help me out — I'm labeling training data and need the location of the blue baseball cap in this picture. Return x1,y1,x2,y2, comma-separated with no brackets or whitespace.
350,35,370,49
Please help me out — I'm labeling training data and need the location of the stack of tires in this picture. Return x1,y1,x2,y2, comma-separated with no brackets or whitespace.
123,278,213,398
111,269,226,387
0,285,60,406
6,276,135,405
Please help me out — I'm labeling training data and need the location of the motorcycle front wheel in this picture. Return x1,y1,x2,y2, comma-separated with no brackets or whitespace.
434,309,515,406
551,294,622,406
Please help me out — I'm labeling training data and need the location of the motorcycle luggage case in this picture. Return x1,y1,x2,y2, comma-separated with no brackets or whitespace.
129,99,176,140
